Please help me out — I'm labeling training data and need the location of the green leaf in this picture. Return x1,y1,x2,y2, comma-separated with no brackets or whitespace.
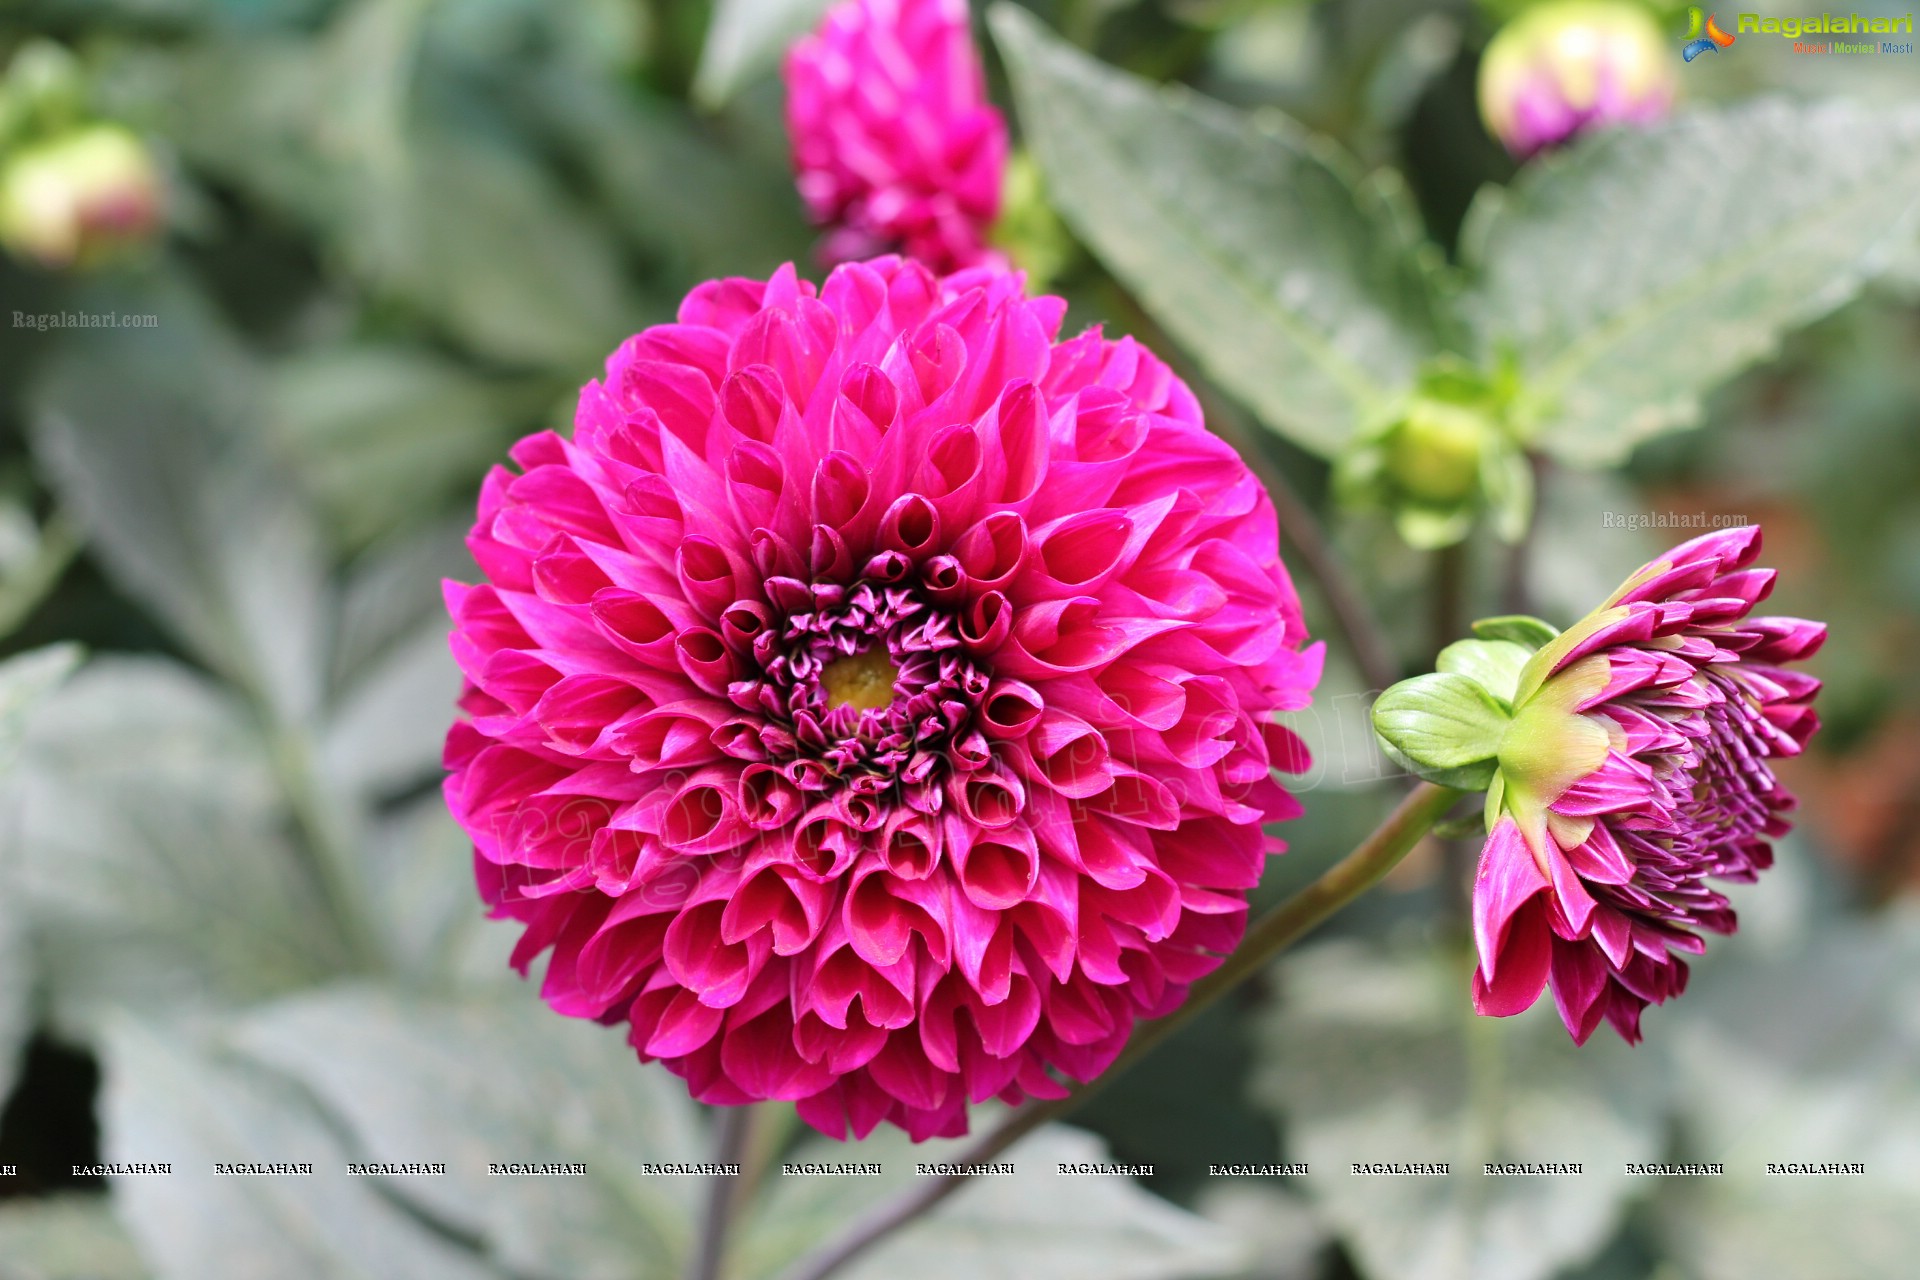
0,645,83,1100
1653,906,1920,1280
0,1196,148,1280
0,899,27,1114
530,66,813,285
1435,639,1532,707
732,1121,1245,1280
1464,98,1920,464
330,517,474,694
265,345,533,552
28,282,330,726
231,986,703,1280
990,4,1434,457
111,25,637,371
1371,672,1510,787
98,1016,501,1280
1251,940,1667,1280
353,796,517,989
692,0,834,109
1469,615,1559,649
360,124,636,369
0,643,81,774
320,622,459,800
5,659,350,1032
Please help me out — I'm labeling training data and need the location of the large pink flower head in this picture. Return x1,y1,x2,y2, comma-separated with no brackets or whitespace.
442,256,1322,1140
1468,527,1823,1043
784,0,1008,273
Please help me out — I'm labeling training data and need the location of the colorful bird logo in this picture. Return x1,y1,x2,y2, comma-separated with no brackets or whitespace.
1682,7,1736,60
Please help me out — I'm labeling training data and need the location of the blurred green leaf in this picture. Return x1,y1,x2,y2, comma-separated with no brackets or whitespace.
28,286,330,726
98,1015,501,1280
0,1196,148,1280
6,659,350,1034
1252,939,1666,1280
265,346,533,552
353,795,516,990
735,1122,1245,1280
231,985,703,1280
1463,98,1920,465
320,622,458,801
0,642,82,774
1652,906,1920,1279
357,124,636,369
1192,1183,1329,1280
112,14,637,371
693,0,834,109
528,67,812,285
0,643,82,1102
992,4,1438,458
330,516,472,696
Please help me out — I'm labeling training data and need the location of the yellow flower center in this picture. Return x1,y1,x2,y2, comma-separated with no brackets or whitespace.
821,649,900,711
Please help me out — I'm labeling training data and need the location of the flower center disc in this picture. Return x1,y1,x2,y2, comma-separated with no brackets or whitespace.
820,648,901,711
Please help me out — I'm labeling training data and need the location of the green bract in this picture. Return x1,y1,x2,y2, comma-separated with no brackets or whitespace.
1371,612,1595,807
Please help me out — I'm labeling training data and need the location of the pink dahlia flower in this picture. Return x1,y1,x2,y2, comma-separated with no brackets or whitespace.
443,257,1321,1140
1473,527,1824,1043
784,0,1008,273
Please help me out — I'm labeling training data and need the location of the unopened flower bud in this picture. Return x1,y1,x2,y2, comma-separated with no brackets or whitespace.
1477,0,1675,159
0,123,162,269
1337,364,1528,549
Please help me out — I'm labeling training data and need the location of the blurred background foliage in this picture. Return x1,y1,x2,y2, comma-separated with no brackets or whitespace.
0,1,1916,1278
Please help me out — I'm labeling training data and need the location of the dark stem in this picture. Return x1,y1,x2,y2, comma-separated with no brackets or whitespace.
1429,539,1472,923
776,782,1465,1280
1431,539,1467,663
686,1104,756,1280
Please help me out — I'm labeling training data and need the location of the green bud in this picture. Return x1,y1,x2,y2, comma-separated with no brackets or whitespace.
1387,397,1488,506
1336,356,1531,550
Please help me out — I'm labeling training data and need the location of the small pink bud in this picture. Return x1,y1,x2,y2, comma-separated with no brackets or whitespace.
1477,0,1675,159
0,123,163,269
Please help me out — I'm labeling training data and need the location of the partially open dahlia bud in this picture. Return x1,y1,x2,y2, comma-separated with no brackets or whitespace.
784,0,1008,272
1477,0,1676,159
1375,527,1823,1044
444,257,1322,1139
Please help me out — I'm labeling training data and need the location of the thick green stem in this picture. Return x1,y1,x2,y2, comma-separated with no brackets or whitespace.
775,782,1465,1280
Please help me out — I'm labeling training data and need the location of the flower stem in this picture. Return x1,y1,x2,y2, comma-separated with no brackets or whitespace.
776,781,1465,1280
686,1103,759,1280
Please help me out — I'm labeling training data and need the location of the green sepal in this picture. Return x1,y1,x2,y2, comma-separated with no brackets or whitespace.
1469,614,1559,650
1371,671,1513,791
1435,638,1532,707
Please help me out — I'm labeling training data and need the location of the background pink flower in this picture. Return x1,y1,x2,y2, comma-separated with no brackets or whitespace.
784,0,1008,272
443,257,1322,1140
1472,527,1824,1043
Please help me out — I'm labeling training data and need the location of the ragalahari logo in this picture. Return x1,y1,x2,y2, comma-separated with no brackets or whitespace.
1682,7,1738,59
